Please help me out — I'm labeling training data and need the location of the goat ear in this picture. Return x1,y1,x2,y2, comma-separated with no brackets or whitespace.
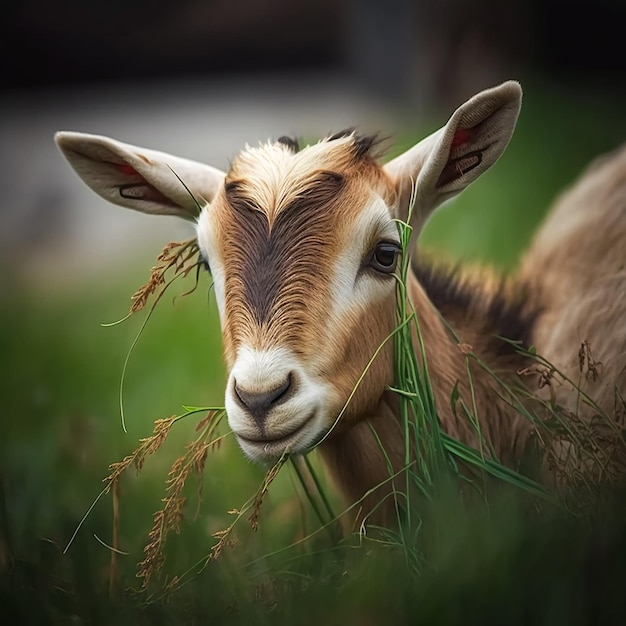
384,81,522,231
55,131,226,221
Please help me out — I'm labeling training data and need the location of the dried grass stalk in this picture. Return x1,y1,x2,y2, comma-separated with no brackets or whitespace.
104,416,179,489
129,239,201,315
135,411,225,588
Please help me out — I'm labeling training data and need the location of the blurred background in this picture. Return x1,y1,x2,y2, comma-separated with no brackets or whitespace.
2,0,625,278
1,0,626,621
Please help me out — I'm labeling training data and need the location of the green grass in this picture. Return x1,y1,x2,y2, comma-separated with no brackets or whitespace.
2,78,626,624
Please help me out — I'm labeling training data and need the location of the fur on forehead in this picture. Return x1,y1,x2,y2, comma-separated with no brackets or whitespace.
224,130,389,221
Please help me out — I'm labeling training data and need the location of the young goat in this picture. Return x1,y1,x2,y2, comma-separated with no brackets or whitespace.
55,81,626,524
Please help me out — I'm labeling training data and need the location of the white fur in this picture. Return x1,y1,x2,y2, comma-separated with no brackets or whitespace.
328,193,399,321
195,205,227,322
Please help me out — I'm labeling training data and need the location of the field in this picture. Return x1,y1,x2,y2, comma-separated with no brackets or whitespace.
2,79,626,624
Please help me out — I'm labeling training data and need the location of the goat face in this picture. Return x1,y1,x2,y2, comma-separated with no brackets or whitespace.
197,135,400,461
55,81,522,464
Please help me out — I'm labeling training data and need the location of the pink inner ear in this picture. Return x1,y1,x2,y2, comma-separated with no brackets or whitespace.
116,163,137,176
451,128,471,148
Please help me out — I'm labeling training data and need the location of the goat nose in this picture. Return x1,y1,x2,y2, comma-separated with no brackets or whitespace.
233,374,293,426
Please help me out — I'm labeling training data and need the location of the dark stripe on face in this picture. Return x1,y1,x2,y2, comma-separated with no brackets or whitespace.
224,173,346,327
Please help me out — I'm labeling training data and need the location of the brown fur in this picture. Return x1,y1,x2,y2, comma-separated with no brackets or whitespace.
520,143,626,421
316,141,626,526
320,264,539,525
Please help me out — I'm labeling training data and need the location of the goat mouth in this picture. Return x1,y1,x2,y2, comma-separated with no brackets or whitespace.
235,412,317,455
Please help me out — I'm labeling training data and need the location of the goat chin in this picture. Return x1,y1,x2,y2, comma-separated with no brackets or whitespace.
232,412,327,464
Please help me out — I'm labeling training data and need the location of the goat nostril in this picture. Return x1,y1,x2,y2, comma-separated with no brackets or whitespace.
233,373,293,417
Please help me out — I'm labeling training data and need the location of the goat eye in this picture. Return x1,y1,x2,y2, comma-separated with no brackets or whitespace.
368,242,401,274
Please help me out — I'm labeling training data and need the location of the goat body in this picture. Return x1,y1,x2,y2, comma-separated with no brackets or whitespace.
55,82,626,525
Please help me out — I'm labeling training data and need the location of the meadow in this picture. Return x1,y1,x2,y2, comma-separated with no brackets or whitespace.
2,79,626,624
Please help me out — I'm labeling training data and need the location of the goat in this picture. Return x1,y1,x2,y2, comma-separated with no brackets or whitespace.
55,81,626,525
